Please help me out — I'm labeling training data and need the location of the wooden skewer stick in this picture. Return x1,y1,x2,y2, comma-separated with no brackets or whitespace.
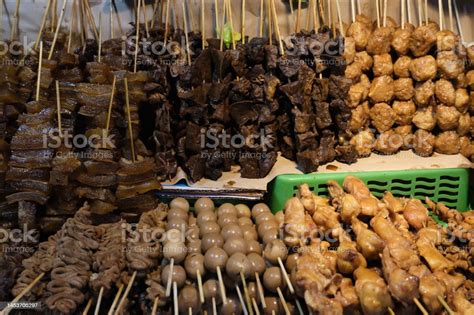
437,296,455,315
252,298,260,315
351,0,356,22
134,0,141,73
388,307,395,315
453,0,463,43
270,0,284,56
82,298,93,315
10,0,20,41
98,13,102,62
240,272,253,315
329,0,335,37
48,0,68,60
242,0,246,44
197,269,205,304
401,0,405,29
335,0,344,36
55,81,63,137
277,257,294,294
306,0,311,31
201,0,205,48
448,0,453,31
164,0,170,46
165,258,174,297
114,271,137,315
313,0,318,31
295,298,305,315
276,287,290,315
407,0,412,25
84,1,99,39
34,0,53,50
296,0,302,33
124,78,136,163
413,297,429,315
318,0,326,26
255,273,266,308
67,0,77,53
267,0,272,46
424,0,428,24
150,0,160,29
376,0,381,27
383,0,388,27
417,0,423,26
182,1,191,65
36,41,43,102
53,0,58,31
152,297,159,315
212,297,217,315
226,0,236,50
3,273,45,315
107,284,124,315
105,76,116,136
0,0,3,37
219,0,227,51
173,281,178,315
141,0,150,38
216,266,228,305
94,287,104,315
110,0,114,38
214,0,219,36
188,0,196,32
438,0,444,30
259,0,264,37
235,285,249,315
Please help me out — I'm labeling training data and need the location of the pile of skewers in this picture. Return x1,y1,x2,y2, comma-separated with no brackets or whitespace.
345,0,474,160
4,176,473,314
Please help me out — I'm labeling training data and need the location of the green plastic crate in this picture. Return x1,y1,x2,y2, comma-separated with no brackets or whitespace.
268,168,470,213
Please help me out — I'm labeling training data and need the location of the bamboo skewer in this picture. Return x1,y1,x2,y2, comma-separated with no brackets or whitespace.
114,271,137,315
413,297,429,315
36,41,43,102
401,0,405,29
226,0,236,50
98,13,102,62
219,0,226,51
173,282,178,315
351,0,356,22
34,0,52,50
277,257,294,294
453,0,463,43
267,0,272,46
141,0,150,38
164,0,170,47
448,0,453,31
383,0,388,27
48,0,68,60
107,284,124,315
255,273,266,308
105,76,116,136
182,1,192,65
212,297,217,315
235,285,248,315
201,0,205,48
216,266,228,305
3,273,45,315
0,0,3,37
376,0,381,27
240,272,253,315
165,258,174,297
67,0,77,54
270,0,284,56
418,0,423,26
110,0,114,38
215,0,219,36
438,296,455,315
252,298,260,315
124,78,136,163
318,0,326,26
313,0,318,31
259,0,264,37
335,0,344,36
134,0,141,73
388,307,395,315
151,0,160,29
10,0,21,41
276,287,290,315
242,0,246,44
424,0,428,24
296,0,302,33
55,81,63,137
84,1,99,39
188,0,196,32
438,0,444,30
82,298,93,315
407,0,412,25
152,297,159,315
197,269,205,304
94,287,104,315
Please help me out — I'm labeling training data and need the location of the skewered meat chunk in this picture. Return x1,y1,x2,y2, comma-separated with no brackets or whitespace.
395,125,413,150
414,80,435,106
348,75,370,108
435,79,456,106
436,30,459,51
391,28,412,56
437,105,461,130
375,130,403,154
393,101,416,125
409,23,438,57
438,51,465,79
394,56,412,78
336,229,367,275
369,76,394,103
409,55,437,81
393,78,414,101
354,51,373,72
283,197,310,247
343,37,356,64
435,131,460,154
459,136,474,158
327,181,361,223
455,88,470,113
412,129,436,156
349,102,370,132
350,129,375,157
345,62,363,81
347,21,371,51
370,103,396,133
354,267,393,315
467,70,474,89
403,199,429,230
367,27,392,55
373,54,393,77
352,218,385,261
